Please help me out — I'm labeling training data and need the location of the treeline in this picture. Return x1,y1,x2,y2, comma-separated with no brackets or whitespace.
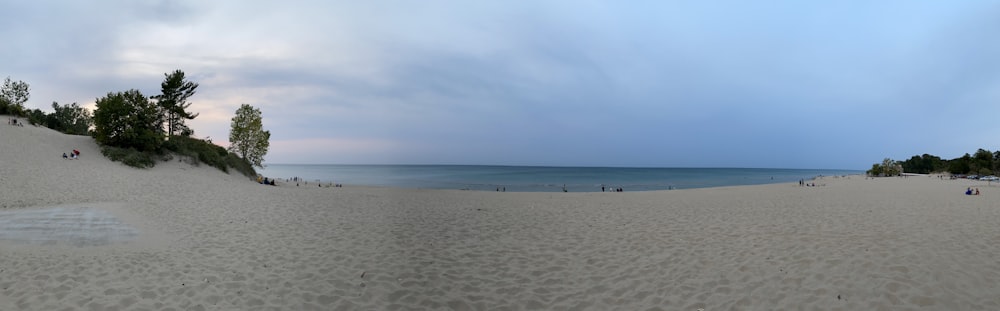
2,77,93,135
2,71,269,178
899,149,1000,175
28,102,93,135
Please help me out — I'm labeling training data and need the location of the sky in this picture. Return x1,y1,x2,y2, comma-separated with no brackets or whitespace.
2,1,999,169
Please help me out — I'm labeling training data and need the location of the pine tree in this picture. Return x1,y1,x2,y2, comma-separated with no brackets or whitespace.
151,70,199,136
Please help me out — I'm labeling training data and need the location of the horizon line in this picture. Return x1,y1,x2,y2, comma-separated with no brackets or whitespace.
262,163,864,171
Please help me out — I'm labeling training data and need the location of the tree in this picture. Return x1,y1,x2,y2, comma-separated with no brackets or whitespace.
151,70,199,136
26,108,47,126
48,101,93,135
868,158,902,177
900,154,946,174
901,155,922,174
1,77,30,116
993,151,1000,173
228,104,270,168
949,153,973,174
973,148,994,174
867,163,882,176
92,89,164,152
881,158,902,176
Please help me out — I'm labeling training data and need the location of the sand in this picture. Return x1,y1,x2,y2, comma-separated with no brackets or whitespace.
3,119,1000,310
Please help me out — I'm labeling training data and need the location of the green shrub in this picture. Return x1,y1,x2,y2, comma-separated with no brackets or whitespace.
225,153,257,177
101,146,155,168
160,135,256,177
97,134,256,176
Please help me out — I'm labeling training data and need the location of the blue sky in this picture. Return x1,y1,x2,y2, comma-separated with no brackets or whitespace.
2,1,999,169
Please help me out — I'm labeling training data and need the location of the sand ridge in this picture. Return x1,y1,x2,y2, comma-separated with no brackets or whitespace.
3,119,1000,309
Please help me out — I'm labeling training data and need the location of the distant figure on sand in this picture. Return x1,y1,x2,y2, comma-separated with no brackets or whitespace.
62,153,68,159
966,187,973,195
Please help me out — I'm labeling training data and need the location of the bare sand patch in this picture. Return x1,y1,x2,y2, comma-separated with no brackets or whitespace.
0,203,172,251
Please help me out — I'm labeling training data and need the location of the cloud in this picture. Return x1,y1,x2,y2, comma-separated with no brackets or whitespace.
4,1,1000,168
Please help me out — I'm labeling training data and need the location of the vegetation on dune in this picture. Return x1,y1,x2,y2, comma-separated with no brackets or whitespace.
0,76,30,116
871,148,1000,176
20,102,94,135
161,135,256,177
98,135,256,176
4,77,94,136
100,145,157,168
87,70,262,177
4,71,266,178
93,89,164,152
42,102,93,135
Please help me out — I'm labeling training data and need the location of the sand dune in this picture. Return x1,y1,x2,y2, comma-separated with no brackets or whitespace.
2,119,1000,310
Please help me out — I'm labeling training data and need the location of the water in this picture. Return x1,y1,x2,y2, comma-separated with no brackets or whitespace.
259,165,861,192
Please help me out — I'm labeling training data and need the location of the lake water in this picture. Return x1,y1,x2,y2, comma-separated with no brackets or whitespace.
259,165,861,192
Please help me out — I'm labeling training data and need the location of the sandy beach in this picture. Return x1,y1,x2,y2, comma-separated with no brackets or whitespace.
3,123,1000,310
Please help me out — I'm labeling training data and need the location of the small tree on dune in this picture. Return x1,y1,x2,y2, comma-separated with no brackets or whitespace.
0,76,30,116
228,104,270,168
